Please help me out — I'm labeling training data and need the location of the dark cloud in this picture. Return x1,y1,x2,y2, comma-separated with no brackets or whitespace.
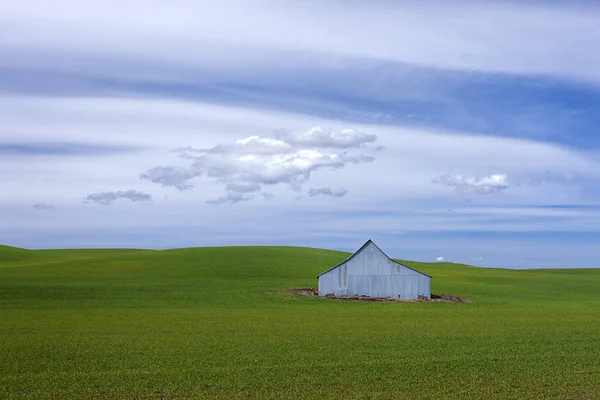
307,187,348,198
206,193,251,205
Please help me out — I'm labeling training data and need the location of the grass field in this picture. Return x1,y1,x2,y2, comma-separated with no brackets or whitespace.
1,244,599,399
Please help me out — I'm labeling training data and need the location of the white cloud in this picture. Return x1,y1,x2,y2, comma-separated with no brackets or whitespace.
433,174,510,195
234,136,292,152
276,127,376,149
436,256,445,262
141,126,378,203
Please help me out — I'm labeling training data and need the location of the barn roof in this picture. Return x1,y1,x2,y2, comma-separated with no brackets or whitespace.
315,239,432,279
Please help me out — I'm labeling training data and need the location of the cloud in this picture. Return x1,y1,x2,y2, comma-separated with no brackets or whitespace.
275,127,376,149
139,167,195,191
83,190,152,206
141,126,378,203
32,202,54,210
433,170,597,195
307,187,348,198
0,142,136,156
436,256,445,262
433,174,510,194
2,1,600,84
3,95,600,271
206,192,251,205
2,0,600,272
526,170,599,186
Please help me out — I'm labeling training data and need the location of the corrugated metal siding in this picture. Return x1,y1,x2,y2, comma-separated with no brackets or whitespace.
318,242,430,299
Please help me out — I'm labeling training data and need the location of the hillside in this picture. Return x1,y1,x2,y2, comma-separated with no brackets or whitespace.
1,245,599,399
0,244,31,263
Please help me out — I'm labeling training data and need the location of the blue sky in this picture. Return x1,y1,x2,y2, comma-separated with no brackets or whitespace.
1,0,600,268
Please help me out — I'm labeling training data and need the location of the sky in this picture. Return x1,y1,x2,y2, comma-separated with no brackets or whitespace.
1,0,600,269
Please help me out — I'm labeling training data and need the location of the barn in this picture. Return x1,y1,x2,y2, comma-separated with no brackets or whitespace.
317,239,431,299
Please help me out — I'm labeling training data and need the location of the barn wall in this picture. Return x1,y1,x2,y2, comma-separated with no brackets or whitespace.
318,242,430,299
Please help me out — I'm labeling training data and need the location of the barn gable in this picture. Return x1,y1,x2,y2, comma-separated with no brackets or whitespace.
316,239,431,279
317,239,431,299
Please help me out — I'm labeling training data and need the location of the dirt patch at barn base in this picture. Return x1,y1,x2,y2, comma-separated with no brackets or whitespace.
286,288,469,303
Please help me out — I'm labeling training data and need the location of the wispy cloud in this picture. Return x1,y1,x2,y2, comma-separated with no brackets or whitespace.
526,170,599,186
0,142,137,156
83,190,152,206
2,1,600,83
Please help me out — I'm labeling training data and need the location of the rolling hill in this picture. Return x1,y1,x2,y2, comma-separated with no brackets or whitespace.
1,245,599,399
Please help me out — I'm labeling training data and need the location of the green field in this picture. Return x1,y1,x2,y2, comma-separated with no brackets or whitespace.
1,244,599,399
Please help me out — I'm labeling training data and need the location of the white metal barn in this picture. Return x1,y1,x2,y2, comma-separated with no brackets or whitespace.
317,240,431,299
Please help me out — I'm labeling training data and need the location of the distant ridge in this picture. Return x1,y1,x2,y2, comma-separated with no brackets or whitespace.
0,244,28,251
